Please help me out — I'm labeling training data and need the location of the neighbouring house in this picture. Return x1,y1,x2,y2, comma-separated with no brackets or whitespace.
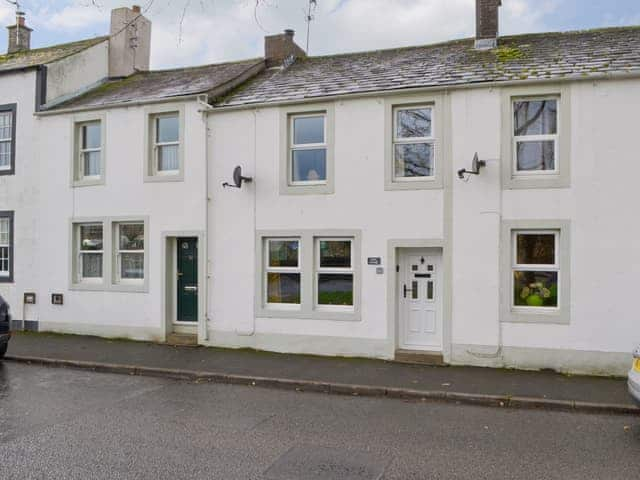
2,1,640,375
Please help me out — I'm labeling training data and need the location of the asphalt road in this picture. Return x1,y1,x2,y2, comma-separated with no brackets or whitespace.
1,362,639,480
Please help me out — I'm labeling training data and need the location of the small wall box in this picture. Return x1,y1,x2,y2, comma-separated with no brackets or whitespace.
51,293,64,305
24,292,36,304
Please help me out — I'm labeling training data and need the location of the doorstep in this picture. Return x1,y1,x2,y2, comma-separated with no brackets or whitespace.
394,349,445,366
165,333,198,347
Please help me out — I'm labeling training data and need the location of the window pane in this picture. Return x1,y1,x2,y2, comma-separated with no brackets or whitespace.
396,108,432,138
292,149,326,182
82,123,101,149
80,225,103,251
293,116,324,145
267,273,300,304
0,246,8,273
394,143,434,178
0,218,9,245
268,240,299,267
119,224,144,250
514,271,558,308
0,141,10,167
121,252,144,279
516,233,555,265
157,144,179,171
83,151,101,177
514,100,557,136
81,253,102,278
516,140,555,171
0,112,12,140
318,273,353,306
157,115,179,143
319,240,351,268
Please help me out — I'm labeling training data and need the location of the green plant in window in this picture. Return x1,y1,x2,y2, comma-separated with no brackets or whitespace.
518,281,552,307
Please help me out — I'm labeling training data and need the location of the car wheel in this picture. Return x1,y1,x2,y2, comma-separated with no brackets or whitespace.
0,343,7,358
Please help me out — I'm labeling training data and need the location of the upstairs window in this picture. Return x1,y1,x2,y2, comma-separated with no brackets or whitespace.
152,113,180,174
289,113,327,185
77,121,102,180
0,104,16,175
513,98,558,174
115,223,145,283
393,106,434,180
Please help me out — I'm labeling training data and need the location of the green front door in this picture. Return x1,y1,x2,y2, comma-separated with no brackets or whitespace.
177,238,198,323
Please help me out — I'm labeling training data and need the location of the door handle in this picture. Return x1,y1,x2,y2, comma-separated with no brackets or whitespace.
184,285,198,292
403,284,408,298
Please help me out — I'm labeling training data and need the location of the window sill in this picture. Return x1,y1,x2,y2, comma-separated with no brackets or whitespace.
504,174,570,190
0,168,15,176
70,282,106,292
0,276,14,283
385,176,443,191
144,173,184,183
72,178,105,188
257,307,360,322
280,182,334,195
502,308,569,325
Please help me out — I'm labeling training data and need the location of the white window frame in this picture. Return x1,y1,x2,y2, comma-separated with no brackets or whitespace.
114,222,145,285
0,214,11,280
76,223,104,284
392,105,436,182
77,121,102,181
314,238,355,312
511,229,560,312
512,96,560,176
289,113,327,186
152,112,180,176
264,238,302,310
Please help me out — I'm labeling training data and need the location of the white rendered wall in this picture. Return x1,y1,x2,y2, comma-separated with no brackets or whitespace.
33,100,206,339
208,79,640,373
0,70,39,321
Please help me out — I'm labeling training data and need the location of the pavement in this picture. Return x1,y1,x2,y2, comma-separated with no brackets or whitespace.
4,331,638,415
2,362,640,480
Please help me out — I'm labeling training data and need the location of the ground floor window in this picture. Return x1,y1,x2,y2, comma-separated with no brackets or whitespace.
0,211,13,281
265,238,301,306
316,239,353,308
71,217,148,292
78,223,103,283
115,222,145,283
512,230,559,309
258,230,360,321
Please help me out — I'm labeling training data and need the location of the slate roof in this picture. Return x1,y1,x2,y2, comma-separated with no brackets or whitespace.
217,26,640,107
50,58,264,110
0,36,108,73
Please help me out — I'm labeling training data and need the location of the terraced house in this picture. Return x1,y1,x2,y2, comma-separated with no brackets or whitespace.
2,1,640,376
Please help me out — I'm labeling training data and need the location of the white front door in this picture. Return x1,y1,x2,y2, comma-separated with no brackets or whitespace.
398,249,443,351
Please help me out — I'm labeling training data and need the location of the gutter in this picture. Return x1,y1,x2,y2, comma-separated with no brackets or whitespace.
208,70,640,113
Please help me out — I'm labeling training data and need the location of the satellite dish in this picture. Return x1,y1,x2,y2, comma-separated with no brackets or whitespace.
223,166,253,189
457,152,487,180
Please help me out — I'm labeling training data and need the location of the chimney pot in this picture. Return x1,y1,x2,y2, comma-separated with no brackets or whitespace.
475,0,501,50
132,5,141,13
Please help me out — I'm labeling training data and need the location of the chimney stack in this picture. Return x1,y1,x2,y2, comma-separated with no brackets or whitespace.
264,29,306,68
6,11,33,54
109,6,152,78
475,0,501,50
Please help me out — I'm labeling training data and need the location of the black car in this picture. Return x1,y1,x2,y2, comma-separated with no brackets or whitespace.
0,294,11,358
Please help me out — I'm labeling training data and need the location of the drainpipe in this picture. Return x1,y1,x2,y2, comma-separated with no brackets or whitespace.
197,95,213,342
